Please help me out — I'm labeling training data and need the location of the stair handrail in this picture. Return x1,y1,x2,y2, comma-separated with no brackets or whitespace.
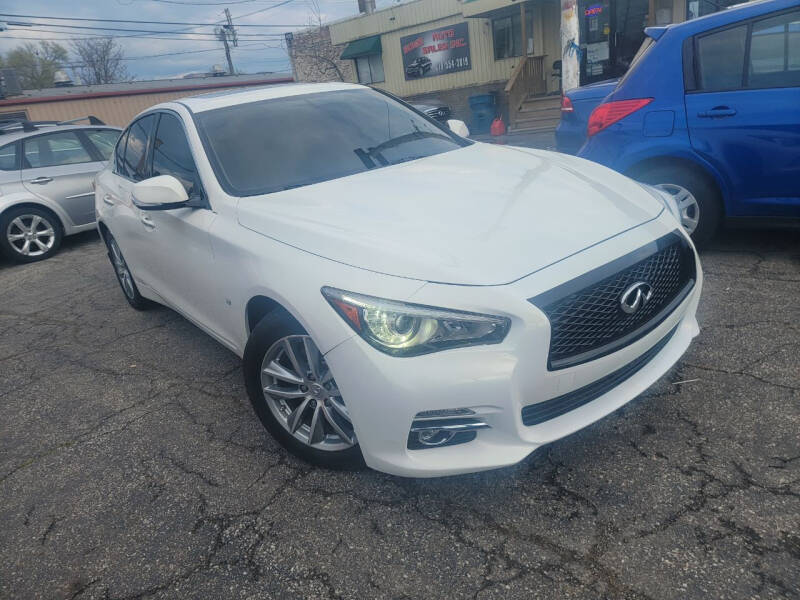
505,54,547,130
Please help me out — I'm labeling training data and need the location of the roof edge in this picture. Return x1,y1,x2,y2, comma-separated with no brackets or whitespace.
0,77,294,108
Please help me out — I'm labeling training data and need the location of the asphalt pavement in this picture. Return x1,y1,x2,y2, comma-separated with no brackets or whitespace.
0,228,798,599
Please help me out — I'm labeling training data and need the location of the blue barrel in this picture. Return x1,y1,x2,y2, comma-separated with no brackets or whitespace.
469,93,496,134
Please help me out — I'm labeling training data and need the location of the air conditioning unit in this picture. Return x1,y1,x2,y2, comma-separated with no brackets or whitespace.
358,0,376,14
0,68,23,98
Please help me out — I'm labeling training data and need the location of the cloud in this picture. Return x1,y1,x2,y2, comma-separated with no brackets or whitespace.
0,0,407,80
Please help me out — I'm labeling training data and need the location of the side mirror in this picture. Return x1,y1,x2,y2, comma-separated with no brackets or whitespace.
447,119,470,138
132,175,189,211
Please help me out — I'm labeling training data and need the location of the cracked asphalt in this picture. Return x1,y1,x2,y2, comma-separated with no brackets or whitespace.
0,228,798,600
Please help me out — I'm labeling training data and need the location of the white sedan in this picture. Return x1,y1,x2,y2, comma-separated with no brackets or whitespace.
95,83,702,477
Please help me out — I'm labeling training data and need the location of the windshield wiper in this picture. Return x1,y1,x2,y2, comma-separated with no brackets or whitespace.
388,155,428,166
354,130,449,170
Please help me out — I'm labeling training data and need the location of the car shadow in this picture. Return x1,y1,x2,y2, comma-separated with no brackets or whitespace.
0,229,103,272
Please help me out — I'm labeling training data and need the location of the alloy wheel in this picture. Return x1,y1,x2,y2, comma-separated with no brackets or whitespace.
6,214,56,257
261,335,356,451
655,183,700,234
109,239,136,299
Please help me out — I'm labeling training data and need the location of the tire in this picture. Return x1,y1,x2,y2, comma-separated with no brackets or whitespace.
635,165,722,246
0,205,63,263
104,233,152,310
243,309,365,470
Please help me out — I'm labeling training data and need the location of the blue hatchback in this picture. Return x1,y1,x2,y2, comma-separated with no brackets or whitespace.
577,0,800,244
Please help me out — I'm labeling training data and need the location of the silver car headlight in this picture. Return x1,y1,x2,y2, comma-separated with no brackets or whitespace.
640,183,681,224
322,287,510,357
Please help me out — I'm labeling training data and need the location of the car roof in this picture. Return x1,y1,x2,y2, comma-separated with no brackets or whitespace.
0,123,120,145
178,82,366,114
664,0,797,35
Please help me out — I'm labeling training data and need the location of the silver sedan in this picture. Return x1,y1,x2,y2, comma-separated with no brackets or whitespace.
0,118,120,263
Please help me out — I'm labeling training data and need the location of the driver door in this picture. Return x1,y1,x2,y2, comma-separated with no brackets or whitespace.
135,111,221,333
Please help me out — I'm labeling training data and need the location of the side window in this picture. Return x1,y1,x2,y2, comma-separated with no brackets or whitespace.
696,25,747,91
85,129,121,161
114,129,129,176
23,131,93,169
151,113,200,197
0,143,17,171
748,10,800,89
122,114,156,182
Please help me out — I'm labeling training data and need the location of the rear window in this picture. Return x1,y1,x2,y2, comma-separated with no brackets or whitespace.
85,129,120,160
195,88,467,196
617,37,655,87
0,143,16,171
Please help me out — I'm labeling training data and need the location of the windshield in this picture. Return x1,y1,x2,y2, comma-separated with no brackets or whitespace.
195,88,468,196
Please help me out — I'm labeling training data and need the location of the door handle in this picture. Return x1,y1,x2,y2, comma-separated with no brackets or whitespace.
141,214,155,229
697,107,737,118
103,194,116,206
29,176,53,185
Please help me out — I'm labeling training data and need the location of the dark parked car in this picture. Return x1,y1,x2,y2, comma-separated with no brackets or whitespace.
406,57,432,78
410,101,452,123
555,79,618,154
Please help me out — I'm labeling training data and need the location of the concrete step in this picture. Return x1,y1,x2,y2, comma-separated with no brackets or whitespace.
517,103,561,116
507,124,558,135
521,95,561,108
512,112,560,130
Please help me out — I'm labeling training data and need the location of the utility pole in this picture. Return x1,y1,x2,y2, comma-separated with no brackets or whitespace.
216,8,238,75
560,0,580,92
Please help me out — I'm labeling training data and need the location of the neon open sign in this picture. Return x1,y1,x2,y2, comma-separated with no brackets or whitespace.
585,4,604,16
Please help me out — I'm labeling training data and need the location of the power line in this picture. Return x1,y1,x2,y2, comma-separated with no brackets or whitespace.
2,31,287,43
137,0,277,5
0,13,305,28
5,22,295,36
231,0,298,21
7,27,289,39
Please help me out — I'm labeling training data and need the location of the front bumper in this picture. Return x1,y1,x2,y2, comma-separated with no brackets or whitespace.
324,221,702,477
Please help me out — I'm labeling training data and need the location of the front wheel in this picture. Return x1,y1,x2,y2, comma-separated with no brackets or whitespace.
635,165,722,246
243,310,364,470
105,234,152,310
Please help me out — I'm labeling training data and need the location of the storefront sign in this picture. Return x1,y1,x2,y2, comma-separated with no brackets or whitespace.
400,23,471,81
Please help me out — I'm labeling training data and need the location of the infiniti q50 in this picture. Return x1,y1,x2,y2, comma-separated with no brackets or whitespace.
95,83,702,477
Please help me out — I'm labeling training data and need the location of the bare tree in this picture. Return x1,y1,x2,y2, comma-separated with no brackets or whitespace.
285,0,351,83
3,41,67,89
70,38,132,85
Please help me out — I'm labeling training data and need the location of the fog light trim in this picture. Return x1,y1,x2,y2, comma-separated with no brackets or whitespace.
407,418,489,450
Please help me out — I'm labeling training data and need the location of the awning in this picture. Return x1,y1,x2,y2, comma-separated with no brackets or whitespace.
340,35,382,60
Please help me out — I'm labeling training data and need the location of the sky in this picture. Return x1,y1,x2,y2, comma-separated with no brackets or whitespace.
0,0,404,82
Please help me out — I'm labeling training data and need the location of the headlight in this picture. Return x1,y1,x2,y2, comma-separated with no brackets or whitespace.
321,287,511,357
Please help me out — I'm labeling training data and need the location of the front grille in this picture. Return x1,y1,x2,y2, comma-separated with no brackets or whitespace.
425,107,450,121
521,325,677,426
530,232,695,370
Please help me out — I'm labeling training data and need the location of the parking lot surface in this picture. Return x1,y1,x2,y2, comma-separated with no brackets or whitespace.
0,229,798,599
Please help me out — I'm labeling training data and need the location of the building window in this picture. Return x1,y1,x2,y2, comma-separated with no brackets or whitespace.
492,10,534,60
686,0,740,21
355,54,385,84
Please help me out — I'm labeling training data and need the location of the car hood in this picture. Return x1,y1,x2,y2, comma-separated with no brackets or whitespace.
236,143,663,286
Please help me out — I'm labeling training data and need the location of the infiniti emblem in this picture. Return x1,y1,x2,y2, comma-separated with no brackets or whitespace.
620,282,653,314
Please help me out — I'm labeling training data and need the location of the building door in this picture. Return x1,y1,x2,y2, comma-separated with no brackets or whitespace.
579,0,650,84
